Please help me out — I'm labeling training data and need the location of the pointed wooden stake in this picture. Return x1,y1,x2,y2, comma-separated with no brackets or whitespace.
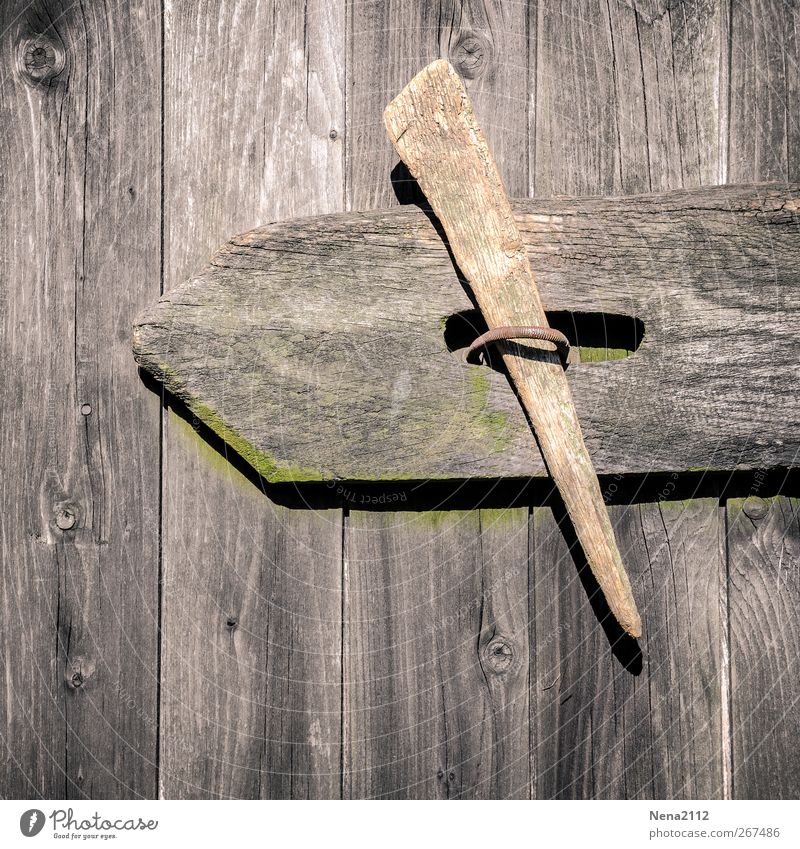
385,59,642,638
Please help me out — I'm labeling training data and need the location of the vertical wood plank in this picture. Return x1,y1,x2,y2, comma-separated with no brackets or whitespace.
344,0,531,799
728,0,800,182
727,497,800,798
533,0,722,196
531,0,727,798
347,0,530,206
345,510,530,798
726,0,800,798
161,0,344,798
0,0,161,798
533,499,725,798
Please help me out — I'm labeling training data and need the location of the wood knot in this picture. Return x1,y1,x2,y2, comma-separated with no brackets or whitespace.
54,504,78,531
450,33,492,80
16,33,65,86
66,657,95,690
482,636,514,674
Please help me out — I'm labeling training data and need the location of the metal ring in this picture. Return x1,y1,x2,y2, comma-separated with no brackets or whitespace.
467,325,570,363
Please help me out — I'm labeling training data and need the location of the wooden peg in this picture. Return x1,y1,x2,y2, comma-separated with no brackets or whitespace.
384,59,642,638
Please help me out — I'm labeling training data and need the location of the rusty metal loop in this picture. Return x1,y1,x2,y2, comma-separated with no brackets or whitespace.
467,325,570,364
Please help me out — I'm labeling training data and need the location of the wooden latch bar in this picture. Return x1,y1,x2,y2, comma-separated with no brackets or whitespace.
384,60,642,637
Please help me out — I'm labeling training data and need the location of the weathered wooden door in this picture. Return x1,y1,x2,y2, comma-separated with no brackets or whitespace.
1,0,798,799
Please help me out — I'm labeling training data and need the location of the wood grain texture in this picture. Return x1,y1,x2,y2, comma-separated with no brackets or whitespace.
385,60,640,632
530,0,730,799
728,0,800,183
133,184,800,483
726,0,800,799
727,496,800,798
344,0,532,799
532,0,722,196
2,0,798,803
0,0,161,799
158,460,342,798
159,0,344,798
345,509,530,798
533,498,725,798
347,0,530,208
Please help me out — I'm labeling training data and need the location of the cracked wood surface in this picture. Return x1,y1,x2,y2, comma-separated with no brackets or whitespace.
0,0,161,798
2,0,799,802
528,0,730,800
157,0,345,799
383,60,641,636
134,183,800,483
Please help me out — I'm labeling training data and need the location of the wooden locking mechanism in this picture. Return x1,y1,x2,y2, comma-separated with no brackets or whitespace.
384,60,642,637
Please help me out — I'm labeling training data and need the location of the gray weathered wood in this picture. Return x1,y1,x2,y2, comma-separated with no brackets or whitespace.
159,0,344,798
385,59,641,637
533,498,726,798
345,509,530,798
2,0,798,804
0,0,161,798
134,184,800,483
728,0,800,184
159,461,342,798
344,0,532,800
726,0,800,800
531,0,729,800
346,0,530,207
728,496,800,798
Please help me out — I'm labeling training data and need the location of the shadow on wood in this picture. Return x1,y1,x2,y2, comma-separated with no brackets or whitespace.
134,182,800,484
140,365,797,673
549,494,643,674
143,364,797,511
444,308,645,371
391,160,429,207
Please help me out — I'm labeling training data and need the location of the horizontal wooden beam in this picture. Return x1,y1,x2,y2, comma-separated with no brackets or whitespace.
133,184,799,482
